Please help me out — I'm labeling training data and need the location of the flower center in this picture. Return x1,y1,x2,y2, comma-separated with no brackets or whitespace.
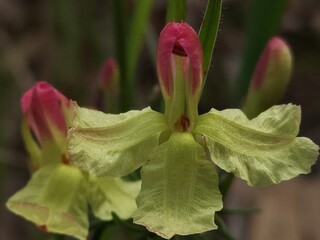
174,114,190,132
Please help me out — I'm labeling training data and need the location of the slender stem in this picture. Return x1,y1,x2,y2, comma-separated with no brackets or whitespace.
222,207,261,215
219,173,234,198
215,215,235,240
112,0,130,111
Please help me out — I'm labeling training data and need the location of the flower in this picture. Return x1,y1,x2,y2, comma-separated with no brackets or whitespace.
7,81,140,240
68,22,319,239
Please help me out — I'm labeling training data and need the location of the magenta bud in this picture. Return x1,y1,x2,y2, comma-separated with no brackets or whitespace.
243,37,293,118
95,59,120,112
157,22,203,97
98,59,119,90
252,37,291,90
21,81,70,144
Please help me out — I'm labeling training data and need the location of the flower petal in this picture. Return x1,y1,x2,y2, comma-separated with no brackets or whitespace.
89,176,140,220
133,132,222,239
193,104,319,186
68,103,169,177
6,164,88,240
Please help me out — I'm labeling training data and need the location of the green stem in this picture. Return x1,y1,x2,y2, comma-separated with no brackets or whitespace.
219,173,234,198
112,0,130,111
222,207,260,215
166,0,186,22
215,215,235,240
198,0,222,90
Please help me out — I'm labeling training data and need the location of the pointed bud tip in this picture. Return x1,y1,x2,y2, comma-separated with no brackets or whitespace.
21,81,70,143
99,59,119,88
252,37,291,90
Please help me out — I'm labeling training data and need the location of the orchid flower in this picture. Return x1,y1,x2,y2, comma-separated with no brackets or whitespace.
6,82,140,240
68,22,319,239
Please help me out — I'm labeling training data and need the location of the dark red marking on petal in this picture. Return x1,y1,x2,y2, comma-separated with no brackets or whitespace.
174,114,190,132
38,225,48,232
62,154,70,165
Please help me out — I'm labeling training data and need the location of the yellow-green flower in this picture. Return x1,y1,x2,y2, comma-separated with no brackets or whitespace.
68,22,319,239
7,81,140,240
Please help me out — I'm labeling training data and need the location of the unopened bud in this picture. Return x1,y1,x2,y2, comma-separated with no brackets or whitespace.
243,37,293,118
96,59,120,113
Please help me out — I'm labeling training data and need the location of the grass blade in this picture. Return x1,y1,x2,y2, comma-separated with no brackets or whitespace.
234,0,289,105
198,0,222,88
126,0,153,100
166,0,187,22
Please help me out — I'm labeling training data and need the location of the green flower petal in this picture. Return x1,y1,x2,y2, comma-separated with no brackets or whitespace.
133,132,222,239
68,104,169,177
194,104,319,187
6,164,88,240
89,176,140,220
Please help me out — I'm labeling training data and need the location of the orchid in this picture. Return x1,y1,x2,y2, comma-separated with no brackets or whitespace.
6,82,140,240
68,22,319,239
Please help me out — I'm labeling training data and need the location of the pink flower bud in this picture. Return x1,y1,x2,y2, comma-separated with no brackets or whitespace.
243,37,293,118
21,81,70,144
99,59,119,90
157,22,203,97
251,37,291,90
95,59,120,112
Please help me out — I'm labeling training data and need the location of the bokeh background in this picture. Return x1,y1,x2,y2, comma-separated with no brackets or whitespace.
0,0,319,239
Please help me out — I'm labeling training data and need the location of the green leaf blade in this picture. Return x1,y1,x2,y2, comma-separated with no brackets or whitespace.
166,0,186,23
194,105,319,186
198,0,222,84
133,132,222,239
68,104,169,177
235,0,289,104
127,0,153,85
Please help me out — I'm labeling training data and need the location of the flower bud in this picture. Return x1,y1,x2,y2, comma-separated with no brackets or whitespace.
157,22,203,131
95,59,120,113
243,37,293,119
21,81,70,166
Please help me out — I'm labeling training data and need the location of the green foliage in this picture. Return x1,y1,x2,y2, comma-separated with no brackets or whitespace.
166,0,187,22
113,0,153,111
235,0,289,104
198,0,222,87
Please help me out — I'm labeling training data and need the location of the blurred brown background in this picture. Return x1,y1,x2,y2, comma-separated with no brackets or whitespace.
0,0,319,239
